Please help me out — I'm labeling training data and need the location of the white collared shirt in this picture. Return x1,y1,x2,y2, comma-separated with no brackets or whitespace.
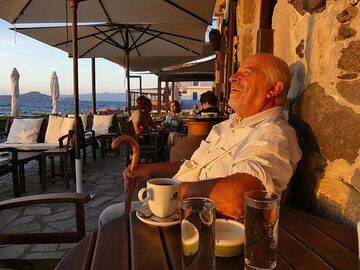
173,106,302,194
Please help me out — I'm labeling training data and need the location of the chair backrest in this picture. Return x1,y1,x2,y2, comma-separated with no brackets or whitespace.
119,120,136,136
5,117,48,143
92,114,114,135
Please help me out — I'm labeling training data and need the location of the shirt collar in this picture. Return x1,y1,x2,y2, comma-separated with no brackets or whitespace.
230,106,284,128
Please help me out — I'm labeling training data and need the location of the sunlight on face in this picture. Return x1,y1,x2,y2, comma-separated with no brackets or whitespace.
228,56,272,118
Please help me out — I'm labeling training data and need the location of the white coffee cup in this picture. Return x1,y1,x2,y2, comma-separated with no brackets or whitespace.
138,178,181,218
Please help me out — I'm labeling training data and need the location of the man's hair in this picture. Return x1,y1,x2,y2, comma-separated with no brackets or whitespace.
169,100,181,113
200,91,218,106
258,54,291,97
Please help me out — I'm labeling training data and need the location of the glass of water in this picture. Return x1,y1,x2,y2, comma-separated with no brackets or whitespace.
179,197,216,270
244,191,280,270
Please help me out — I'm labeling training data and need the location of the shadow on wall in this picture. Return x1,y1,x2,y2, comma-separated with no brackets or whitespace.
285,61,327,211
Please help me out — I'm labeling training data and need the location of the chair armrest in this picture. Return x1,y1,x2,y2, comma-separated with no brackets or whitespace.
84,129,96,138
58,130,74,149
0,147,18,163
0,193,92,245
0,193,91,211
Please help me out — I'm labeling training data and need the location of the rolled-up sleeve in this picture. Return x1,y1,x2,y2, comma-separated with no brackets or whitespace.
230,129,294,194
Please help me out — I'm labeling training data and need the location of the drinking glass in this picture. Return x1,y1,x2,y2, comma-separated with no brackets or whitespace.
244,191,280,270
180,197,216,270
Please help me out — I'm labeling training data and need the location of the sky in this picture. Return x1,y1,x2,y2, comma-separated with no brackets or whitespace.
0,19,158,96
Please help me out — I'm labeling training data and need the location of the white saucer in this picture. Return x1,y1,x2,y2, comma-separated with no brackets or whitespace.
135,203,180,227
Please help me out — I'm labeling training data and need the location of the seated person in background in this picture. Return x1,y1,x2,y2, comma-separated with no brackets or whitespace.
129,96,159,134
99,54,302,225
196,91,221,114
161,100,183,132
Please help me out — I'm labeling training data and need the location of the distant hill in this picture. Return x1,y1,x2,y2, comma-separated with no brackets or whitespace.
0,91,127,102
0,91,51,102
65,92,127,102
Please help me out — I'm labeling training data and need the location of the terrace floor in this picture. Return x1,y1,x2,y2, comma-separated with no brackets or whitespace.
0,146,129,260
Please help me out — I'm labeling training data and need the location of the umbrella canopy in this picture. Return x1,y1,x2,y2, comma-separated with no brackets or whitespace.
13,23,207,58
13,23,209,114
50,71,60,114
106,56,202,72
0,0,215,25
10,68,20,117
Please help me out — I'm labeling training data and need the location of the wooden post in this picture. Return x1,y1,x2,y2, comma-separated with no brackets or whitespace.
91,58,96,115
70,0,83,191
256,0,275,53
171,81,175,101
157,77,161,113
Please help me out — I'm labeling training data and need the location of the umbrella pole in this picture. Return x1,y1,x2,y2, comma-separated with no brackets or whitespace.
126,28,131,117
91,58,97,115
70,0,83,192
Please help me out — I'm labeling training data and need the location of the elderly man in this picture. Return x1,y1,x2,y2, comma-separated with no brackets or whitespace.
99,54,301,224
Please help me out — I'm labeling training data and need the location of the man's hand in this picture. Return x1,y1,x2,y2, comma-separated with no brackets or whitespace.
122,161,184,192
123,164,152,192
180,173,265,219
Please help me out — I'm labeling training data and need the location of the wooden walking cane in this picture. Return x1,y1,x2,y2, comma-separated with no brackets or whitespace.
112,135,139,215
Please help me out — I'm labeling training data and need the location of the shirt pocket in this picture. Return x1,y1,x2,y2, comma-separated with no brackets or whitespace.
204,148,235,179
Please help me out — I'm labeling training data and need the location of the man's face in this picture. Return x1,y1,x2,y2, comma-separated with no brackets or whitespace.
228,56,272,118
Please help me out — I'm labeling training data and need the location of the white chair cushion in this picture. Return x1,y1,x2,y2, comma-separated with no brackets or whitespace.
45,116,75,144
0,143,58,151
92,115,113,135
68,113,88,129
5,118,43,144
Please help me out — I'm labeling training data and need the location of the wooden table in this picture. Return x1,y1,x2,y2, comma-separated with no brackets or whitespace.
17,152,42,194
56,208,358,270
96,133,119,158
42,148,72,191
176,114,228,137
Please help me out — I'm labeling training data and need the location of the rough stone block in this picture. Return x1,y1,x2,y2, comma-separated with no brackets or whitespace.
338,40,360,73
337,24,357,40
337,6,358,23
294,82,360,164
289,0,326,15
336,79,360,104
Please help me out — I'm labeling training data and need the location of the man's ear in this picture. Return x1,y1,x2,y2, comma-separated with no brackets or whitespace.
266,81,284,99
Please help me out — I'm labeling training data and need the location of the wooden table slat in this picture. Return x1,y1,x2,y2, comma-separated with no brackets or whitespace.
161,226,182,270
130,213,170,270
91,215,129,270
55,230,97,270
278,227,332,270
280,210,358,269
291,209,358,253
276,255,294,270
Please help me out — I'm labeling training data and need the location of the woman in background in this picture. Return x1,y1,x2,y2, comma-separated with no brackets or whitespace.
129,96,158,134
161,100,182,132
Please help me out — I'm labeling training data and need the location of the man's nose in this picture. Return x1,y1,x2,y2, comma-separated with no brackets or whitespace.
229,73,239,83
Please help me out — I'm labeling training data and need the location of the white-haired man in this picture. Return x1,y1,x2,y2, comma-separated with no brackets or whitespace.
99,54,302,225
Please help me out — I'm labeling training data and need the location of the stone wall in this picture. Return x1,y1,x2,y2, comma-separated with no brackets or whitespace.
271,0,360,229
235,0,262,61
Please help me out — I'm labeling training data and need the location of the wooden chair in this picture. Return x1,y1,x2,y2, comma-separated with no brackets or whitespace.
0,193,92,269
0,147,19,197
119,120,164,164
0,192,91,245
77,118,97,166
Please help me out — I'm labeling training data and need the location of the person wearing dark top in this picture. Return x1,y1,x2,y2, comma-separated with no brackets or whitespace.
196,91,221,114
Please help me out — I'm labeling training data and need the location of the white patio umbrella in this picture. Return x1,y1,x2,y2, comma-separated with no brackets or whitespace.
0,0,215,193
50,71,60,114
13,23,208,115
10,68,20,117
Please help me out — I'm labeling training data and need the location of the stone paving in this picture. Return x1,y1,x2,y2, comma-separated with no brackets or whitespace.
0,146,129,260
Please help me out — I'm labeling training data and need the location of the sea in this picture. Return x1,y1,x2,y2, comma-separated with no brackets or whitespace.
0,99,198,116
